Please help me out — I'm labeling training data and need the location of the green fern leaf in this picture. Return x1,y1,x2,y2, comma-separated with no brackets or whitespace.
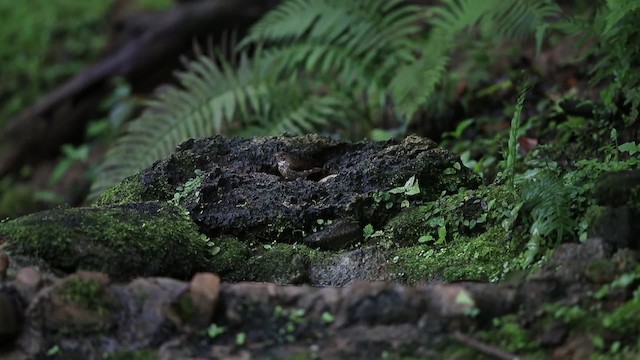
90,54,266,199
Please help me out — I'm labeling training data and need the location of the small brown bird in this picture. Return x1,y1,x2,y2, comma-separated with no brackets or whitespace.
275,152,324,180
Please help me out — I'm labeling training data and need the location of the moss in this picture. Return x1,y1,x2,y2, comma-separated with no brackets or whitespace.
382,207,428,247
95,174,144,206
382,183,514,249
60,278,108,313
103,349,157,360
603,297,640,336
0,201,211,279
480,315,541,354
228,243,324,284
390,226,513,283
175,296,196,323
209,236,250,274
585,259,619,284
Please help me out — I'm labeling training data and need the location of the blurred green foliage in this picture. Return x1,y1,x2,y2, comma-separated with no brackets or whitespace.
0,1,113,126
0,0,173,127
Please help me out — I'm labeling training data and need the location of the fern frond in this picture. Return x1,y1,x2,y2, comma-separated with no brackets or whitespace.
244,0,424,84
557,1,640,123
241,0,428,128
488,1,560,41
603,0,640,36
519,171,576,267
390,29,451,119
428,0,497,33
240,0,333,45
392,0,558,119
243,0,416,45
525,175,575,244
242,76,355,135
90,53,267,199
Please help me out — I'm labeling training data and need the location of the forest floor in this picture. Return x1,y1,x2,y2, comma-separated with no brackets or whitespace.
1,1,640,359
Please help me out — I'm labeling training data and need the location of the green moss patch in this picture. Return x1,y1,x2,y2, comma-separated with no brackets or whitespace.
228,243,324,284
391,226,513,283
60,277,109,313
0,201,211,279
95,174,144,206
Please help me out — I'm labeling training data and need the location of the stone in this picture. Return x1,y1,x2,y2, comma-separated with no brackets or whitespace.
13,267,42,303
175,272,221,328
0,290,21,347
37,271,115,332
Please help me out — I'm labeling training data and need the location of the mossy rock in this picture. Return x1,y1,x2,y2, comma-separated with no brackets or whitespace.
97,135,480,247
0,201,213,280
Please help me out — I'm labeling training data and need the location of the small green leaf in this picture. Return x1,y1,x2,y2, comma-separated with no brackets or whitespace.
418,235,433,243
436,226,447,244
403,175,416,189
236,332,246,346
618,141,638,155
46,345,60,356
592,335,605,349
454,291,475,307
443,118,474,140
611,272,638,288
363,224,374,237
321,311,335,324
405,179,420,196
610,341,621,354
207,324,227,338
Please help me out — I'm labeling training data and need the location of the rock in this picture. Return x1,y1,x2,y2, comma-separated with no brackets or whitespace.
522,238,612,308
429,284,477,318
309,247,390,286
304,219,362,250
0,202,213,280
0,289,22,347
13,267,42,303
112,277,187,347
37,271,115,332
594,169,640,208
0,252,8,281
99,135,479,245
591,170,640,250
591,206,639,250
168,272,220,329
